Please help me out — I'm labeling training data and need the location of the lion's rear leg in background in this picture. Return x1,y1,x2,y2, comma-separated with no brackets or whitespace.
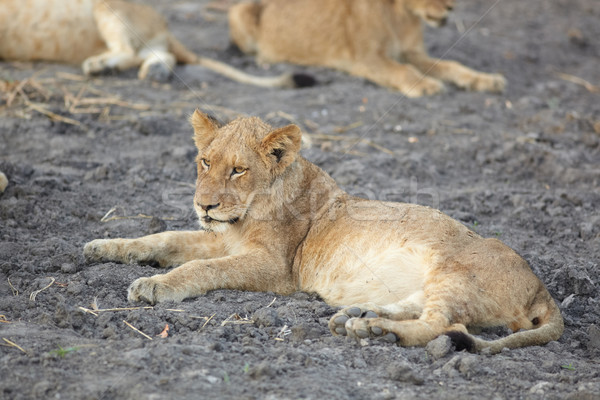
228,2,261,54
81,2,175,81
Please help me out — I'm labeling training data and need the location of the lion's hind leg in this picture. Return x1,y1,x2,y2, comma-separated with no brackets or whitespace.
329,299,424,342
82,1,144,76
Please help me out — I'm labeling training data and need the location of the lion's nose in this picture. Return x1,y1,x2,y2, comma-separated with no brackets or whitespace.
199,203,220,211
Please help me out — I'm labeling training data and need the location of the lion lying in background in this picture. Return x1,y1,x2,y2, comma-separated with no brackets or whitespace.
0,0,314,88
229,0,506,97
84,110,562,354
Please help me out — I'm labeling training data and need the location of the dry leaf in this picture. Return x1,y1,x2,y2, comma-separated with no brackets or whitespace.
157,324,169,338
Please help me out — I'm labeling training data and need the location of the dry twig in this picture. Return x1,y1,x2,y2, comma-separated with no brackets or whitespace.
79,306,153,315
266,297,277,308
2,338,26,353
221,313,253,326
555,72,600,93
7,278,18,296
26,101,86,128
274,325,291,341
123,320,153,340
29,277,56,302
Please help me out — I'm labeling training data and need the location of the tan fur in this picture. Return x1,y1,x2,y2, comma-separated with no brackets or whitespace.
0,0,304,88
0,172,7,193
228,0,506,97
84,111,563,353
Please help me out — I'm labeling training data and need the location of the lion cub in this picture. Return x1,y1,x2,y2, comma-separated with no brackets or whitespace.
229,0,506,97
0,0,312,88
84,111,562,353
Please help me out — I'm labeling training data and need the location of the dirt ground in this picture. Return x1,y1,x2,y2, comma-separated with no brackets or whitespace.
1,0,599,399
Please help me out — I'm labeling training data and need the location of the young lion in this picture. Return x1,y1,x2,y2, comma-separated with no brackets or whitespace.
0,0,314,88
228,0,506,97
84,111,563,353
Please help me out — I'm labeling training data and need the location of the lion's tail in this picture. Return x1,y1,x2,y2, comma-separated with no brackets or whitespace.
447,296,564,355
167,34,315,89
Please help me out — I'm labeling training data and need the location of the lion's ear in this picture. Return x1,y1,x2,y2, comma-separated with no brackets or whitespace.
190,109,219,150
261,124,302,174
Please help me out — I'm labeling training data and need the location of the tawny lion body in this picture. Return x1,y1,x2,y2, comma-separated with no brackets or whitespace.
228,0,506,97
84,111,563,353
0,0,312,88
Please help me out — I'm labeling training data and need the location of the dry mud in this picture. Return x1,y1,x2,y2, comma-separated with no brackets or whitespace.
0,0,599,399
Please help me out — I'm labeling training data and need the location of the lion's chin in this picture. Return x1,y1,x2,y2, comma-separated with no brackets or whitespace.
198,215,240,233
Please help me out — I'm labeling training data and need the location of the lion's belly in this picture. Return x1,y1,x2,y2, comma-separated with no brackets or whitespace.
297,236,433,307
0,0,106,63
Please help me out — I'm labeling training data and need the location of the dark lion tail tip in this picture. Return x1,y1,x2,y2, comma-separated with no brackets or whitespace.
445,331,476,352
292,73,317,88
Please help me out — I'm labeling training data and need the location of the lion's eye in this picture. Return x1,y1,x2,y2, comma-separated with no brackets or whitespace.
231,166,246,177
201,158,210,169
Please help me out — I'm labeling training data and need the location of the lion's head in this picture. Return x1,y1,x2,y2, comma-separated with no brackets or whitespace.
189,110,302,232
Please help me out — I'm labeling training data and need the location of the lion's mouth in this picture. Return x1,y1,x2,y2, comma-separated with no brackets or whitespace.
202,215,239,224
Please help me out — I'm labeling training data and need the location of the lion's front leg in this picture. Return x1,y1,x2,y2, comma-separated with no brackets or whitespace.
83,231,226,268
127,252,296,304
405,51,506,93
344,59,445,97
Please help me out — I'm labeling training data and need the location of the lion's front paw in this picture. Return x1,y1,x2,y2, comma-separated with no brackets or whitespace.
127,276,184,304
84,239,116,263
477,73,506,93
345,318,398,343
464,72,506,93
82,56,114,76
404,76,445,98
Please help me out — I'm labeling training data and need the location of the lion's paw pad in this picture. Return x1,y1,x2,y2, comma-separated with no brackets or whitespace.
329,306,379,336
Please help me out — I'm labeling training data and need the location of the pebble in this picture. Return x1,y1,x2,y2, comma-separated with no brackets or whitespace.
60,263,77,274
386,362,424,385
252,307,282,327
587,324,600,350
426,335,453,360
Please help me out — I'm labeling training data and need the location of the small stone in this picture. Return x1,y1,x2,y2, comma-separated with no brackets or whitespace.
102,327,116,339
60,263,77,274
252,307,281,328
247,362,276,379
587,324,600,350
386,362,424,385
426,335,453,360
147,217,167,234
